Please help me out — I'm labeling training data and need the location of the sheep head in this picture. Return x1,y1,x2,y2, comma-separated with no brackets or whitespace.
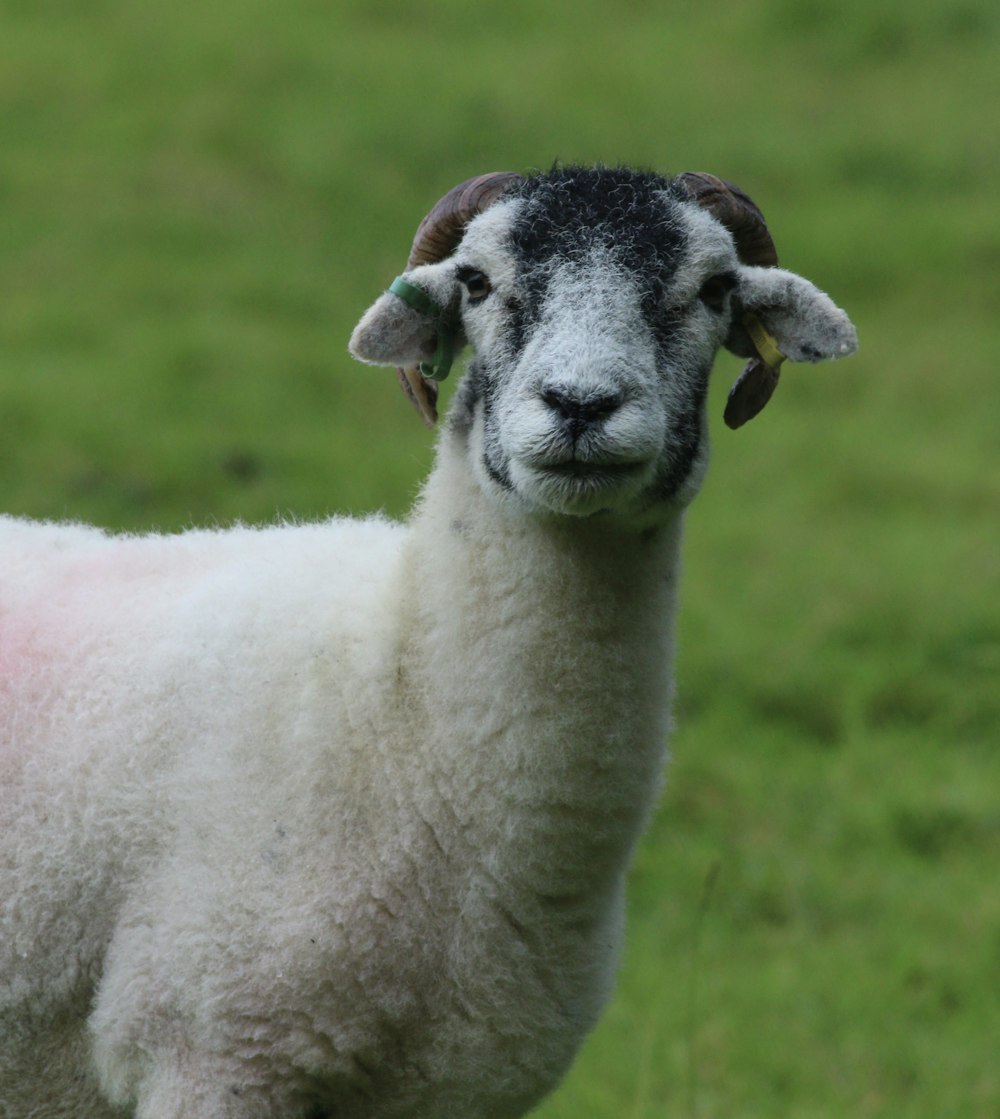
350,166,857,517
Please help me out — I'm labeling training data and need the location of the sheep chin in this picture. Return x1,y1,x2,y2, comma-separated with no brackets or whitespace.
510,458,655,518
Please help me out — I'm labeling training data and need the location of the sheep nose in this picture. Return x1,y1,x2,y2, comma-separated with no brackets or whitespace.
540,386,623,434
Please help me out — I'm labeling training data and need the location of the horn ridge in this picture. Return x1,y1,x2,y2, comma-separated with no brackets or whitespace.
406,172,523,269
675,171,779,267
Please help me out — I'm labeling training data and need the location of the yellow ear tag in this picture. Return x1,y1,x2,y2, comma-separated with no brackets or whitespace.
743,313,786,370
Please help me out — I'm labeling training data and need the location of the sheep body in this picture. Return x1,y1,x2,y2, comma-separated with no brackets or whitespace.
0,515,417,1113
1,165,857,1117
0,486,680,1118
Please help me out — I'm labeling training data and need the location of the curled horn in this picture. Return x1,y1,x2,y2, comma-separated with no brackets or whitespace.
677,172,782,428
677,171,778,267
397,172,523,425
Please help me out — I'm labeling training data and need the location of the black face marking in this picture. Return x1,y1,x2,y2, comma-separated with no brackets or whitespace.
453,166,726,513
648,359,711,504
501,296,529,356
505,165,687,306
448,354,516,494
477,355,516,493
482,446,515,493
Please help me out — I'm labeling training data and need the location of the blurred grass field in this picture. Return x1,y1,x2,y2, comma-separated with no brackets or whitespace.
2,0,998,1115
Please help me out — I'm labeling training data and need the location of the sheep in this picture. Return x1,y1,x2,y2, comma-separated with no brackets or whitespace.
0,164,857,1119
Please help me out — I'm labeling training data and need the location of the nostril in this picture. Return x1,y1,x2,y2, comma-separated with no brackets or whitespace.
541,387,623,426
540,387,575,417
583,392,624,422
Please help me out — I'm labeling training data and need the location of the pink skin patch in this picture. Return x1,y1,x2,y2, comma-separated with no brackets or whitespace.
1,549,124,777
1,528,217,784
1,604,61,776
0,608,46,693
0,623,37,783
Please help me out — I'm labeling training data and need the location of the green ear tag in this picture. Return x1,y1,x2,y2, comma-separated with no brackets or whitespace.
388,276,440,318
388,275,457,382
419,333,454,382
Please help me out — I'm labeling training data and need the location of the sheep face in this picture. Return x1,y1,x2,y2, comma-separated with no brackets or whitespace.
351,167,857,520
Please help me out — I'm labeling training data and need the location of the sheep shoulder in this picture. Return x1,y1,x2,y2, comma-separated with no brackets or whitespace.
0,513,409,1013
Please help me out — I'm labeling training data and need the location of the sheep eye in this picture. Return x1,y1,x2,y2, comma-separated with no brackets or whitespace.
698,273,737,313
460,269,492,304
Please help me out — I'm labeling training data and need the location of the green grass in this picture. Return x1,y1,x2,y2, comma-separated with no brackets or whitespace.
2,0,998,1114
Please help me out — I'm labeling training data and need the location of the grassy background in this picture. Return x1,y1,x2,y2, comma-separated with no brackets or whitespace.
2,0,998,1115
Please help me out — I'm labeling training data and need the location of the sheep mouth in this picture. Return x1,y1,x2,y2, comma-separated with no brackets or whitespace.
542,460,644,480
518,456,655,516
532,453,653,490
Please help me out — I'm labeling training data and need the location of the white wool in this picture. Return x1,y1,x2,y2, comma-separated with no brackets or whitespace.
0,494,680,1118
1,166,857,1119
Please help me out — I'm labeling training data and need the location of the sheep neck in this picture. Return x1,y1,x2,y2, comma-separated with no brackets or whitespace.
397,432,684,906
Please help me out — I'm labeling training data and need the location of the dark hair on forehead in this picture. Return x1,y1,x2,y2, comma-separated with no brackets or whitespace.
505,165,688,275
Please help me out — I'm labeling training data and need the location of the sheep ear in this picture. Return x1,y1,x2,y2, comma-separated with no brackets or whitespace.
350,287,438,369
349,266,462,426
722,266,858,429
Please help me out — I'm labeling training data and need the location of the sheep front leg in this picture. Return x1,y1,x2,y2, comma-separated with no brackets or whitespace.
92,989,290,1119
122,1054,284,1119
134,1063,233,1119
